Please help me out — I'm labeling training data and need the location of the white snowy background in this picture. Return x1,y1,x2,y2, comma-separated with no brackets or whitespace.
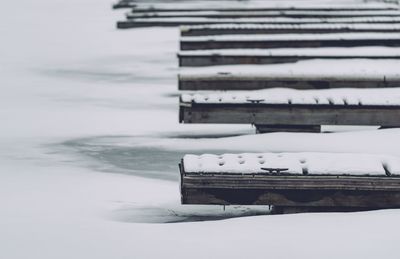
1,0,400,258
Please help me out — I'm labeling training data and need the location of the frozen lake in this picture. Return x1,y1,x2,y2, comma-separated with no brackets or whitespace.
1,0,400,258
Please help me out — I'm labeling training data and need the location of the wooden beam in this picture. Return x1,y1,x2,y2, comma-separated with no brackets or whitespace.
178,74,400,90
180,37,400,50
127,10,400,19
180,165,400,207
178,53,400,67
181,24,400,36
130,6,400,12
179,102,400,127
117,17,400,29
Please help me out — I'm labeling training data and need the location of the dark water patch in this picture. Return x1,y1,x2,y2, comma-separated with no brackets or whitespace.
41,68,176,85
163,132,250,139
111,204,271,224
163,92,181,98
60,136,231,181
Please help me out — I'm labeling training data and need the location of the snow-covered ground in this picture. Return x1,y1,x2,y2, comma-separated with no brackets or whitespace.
1,0,400,258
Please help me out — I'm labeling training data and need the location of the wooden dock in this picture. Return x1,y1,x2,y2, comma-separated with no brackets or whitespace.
178,49,400,66
118,16,400,28
181,23,400,36
180,34,400,50
127,10,400,19
178,73,400,90
180,153,400,210
179,92,400,133
114,0,400,212
130,5,400,12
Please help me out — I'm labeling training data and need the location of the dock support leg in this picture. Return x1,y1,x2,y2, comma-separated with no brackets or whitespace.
255,124,321,133
379,126,399,130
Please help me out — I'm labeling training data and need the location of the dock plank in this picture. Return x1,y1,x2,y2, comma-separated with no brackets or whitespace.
180,33,400,50
118,16,400,28
178,74,400,90
181,23,400,36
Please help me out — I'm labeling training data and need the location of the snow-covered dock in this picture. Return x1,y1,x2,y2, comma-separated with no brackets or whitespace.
180,33,400,50
178,60,400,90
118,16,400,28
127,10,400,19
181,23,400,36
179,89,400,132
178,72,400,90
180,153,400,211
129,4,400,12
178,47,400,66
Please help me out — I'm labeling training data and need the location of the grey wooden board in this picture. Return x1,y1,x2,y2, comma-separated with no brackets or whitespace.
182,187,400,207
178,75,400,90
117,18,400,28
178,54,400,66
181,25,400,36
180,163,400,207
180,38,400,50
131,7,400,12
179,102,400,126
127,11,400,19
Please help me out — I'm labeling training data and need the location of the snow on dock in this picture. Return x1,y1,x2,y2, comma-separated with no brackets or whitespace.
178,47,400,66
183,152,400,175
178,59,400,90
181,23,400,36
179,88,400,132
118,16,400,28
180,153,400,208
180,88,400,106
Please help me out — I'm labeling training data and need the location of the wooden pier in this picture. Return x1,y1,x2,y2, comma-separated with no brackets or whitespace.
130,6,400,12
180,34,400,50
178,49,400,67
126,10,400,19
181,23,400,36
118,16,400,28
179,93,400,133
113,0,400,212
180,153,400,210
178,73,400,90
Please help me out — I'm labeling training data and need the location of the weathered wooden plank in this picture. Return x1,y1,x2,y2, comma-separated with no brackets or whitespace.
117,17,400,29
181,24,400,36
179,102,400,127
127,10,400,19
182,187,400,207
180,164,400,207
130,6,400,12
180,37,400,50
178,53,400,66
182,174,400,190
178,74,400,90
